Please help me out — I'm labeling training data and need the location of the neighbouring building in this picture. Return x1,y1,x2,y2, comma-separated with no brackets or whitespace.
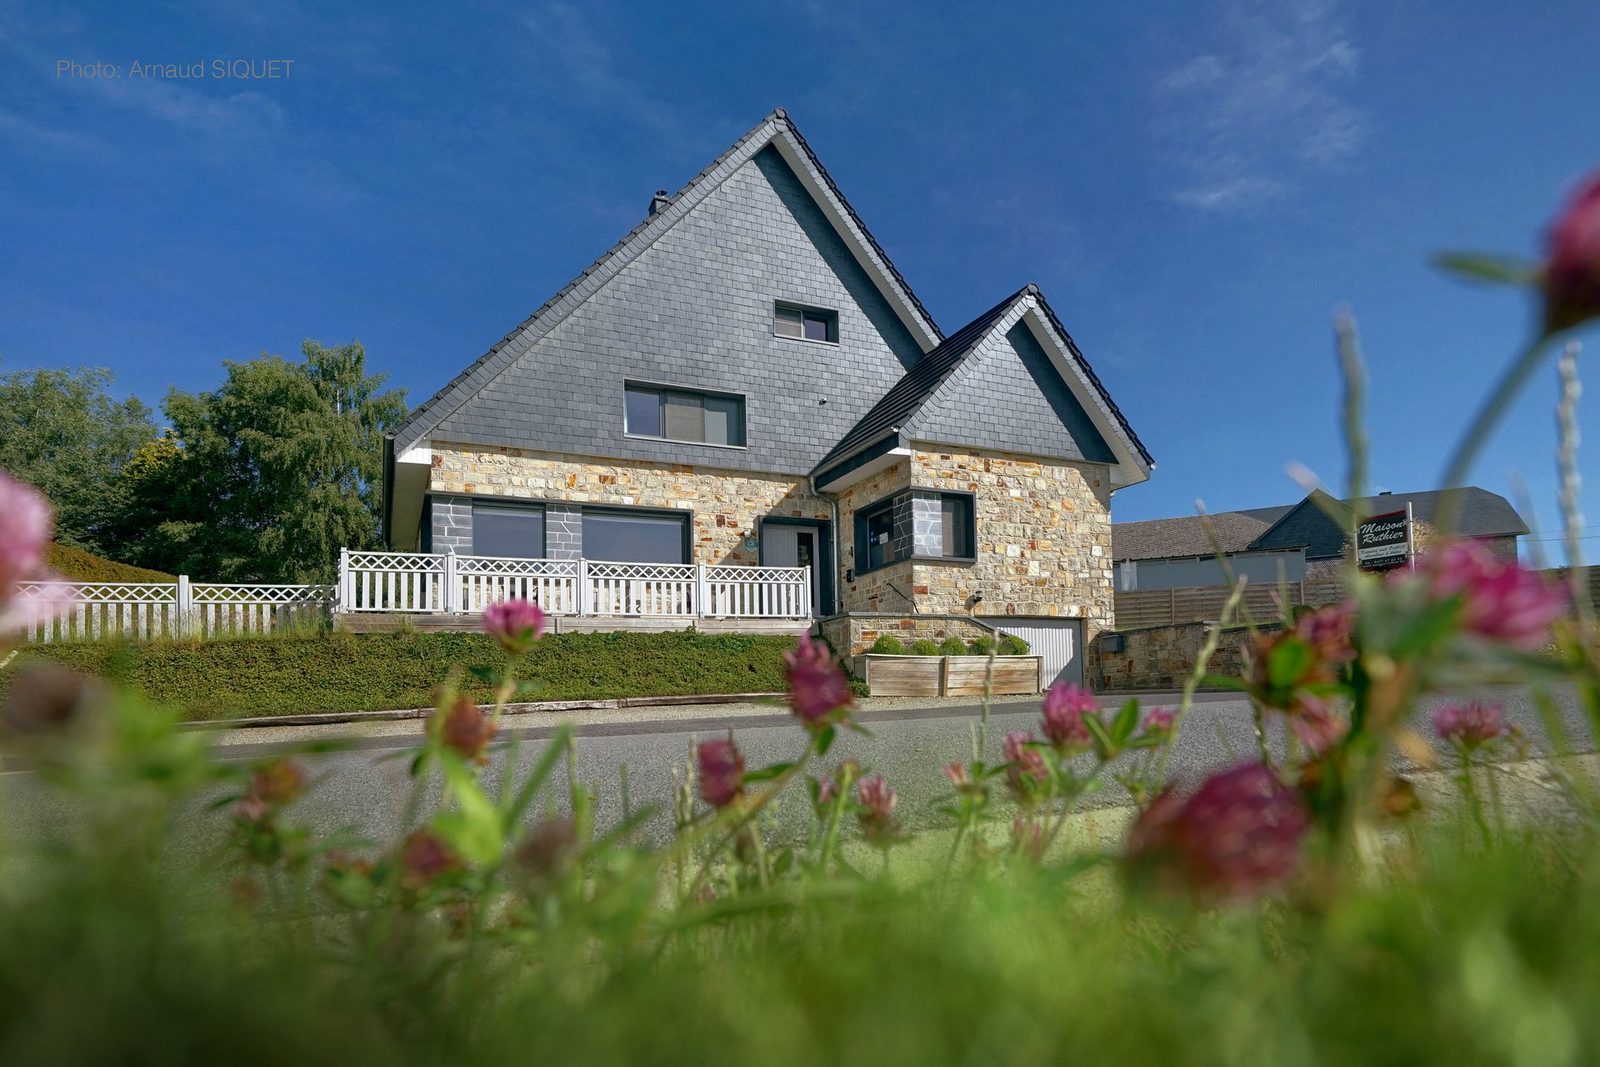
382,109,1153,686
1113,487,1529,592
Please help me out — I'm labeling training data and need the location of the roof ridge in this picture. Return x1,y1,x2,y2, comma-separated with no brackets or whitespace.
392,109,944,451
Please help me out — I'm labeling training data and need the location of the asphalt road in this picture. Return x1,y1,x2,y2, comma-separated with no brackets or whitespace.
3,687,1591,855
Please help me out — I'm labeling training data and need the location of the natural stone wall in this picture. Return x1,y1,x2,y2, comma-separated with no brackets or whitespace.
834,459,915,614
429,442,830,566
820,613,995,659
910,447,1114,640
1087,621,1279,692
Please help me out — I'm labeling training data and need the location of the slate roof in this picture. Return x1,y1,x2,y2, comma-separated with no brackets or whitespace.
391,108,944,453
1115,488,1528,562
1250,488,1530,559
811,286,1027,475
812,284,1155,478
1113,506,1295,561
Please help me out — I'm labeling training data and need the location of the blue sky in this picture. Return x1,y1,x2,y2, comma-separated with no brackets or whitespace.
2,0,1598,559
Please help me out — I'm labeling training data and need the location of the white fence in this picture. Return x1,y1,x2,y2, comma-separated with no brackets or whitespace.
12,552,812,645
340,550,810,620
16,577,336,644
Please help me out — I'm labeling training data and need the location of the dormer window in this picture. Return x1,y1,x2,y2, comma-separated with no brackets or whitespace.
774,302,838,344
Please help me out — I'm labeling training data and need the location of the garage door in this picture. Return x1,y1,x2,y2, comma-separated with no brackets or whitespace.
992,618,1083,688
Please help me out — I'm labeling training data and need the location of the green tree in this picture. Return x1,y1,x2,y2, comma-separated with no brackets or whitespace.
135,340,407,582
0,366,157,554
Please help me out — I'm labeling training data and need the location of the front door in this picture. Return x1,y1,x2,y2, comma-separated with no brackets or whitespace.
761,521,831,617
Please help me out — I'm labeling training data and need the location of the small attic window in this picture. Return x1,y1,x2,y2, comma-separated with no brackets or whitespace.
775,302,838,344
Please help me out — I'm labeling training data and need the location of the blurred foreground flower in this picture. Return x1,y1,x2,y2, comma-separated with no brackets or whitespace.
0,470,70,638
1432,701,1506,751
401,829,463,891
783,634,855,733
1126,763,1310,901
1425,541,1567,651
1003,730,1050,806
483,598,546,656
697,735,745,809
1544,171,1600,335
437,695,496,763
856,774,899,845
1040,682,1097,756
1289,696,1349,756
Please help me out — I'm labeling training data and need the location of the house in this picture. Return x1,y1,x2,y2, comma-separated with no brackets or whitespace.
382,109,1152,685
1113,487,1528,592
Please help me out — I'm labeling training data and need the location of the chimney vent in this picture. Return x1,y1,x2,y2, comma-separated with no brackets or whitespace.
649,189,671,216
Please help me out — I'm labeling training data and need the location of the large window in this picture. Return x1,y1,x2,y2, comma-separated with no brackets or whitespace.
473,502,546,558
624,383,745,447
582,509,689,564
939,494,975,559
774,302,838,344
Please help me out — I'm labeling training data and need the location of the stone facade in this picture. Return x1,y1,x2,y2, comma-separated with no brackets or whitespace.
429,442,830,566
817,446,1115,655
909,447,1114,637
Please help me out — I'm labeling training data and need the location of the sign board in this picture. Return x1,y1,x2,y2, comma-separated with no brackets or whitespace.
1356,505,1412,570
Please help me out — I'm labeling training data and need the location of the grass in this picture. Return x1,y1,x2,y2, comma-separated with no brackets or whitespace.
4,629,800,719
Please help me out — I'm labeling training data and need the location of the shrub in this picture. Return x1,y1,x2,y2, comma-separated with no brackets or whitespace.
997,634,1030,656
969,635,995,656
3,630,800,720
869,634,906,655
45,542,173,583
938,636,968,656
908,639,941,656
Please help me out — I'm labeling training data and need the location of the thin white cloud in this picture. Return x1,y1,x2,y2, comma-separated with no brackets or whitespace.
519,2,696,144
1156,0,1367,212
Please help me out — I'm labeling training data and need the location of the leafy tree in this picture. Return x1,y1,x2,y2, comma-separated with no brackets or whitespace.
131,340,406,582
0,366,157,553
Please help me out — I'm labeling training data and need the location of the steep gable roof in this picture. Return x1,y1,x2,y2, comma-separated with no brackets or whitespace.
814,284,1153,486
1249,487,1529,559
392,108,944,454
1113,505,1295,561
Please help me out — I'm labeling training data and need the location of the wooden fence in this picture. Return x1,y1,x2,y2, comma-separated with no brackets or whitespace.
1114,578,1345,630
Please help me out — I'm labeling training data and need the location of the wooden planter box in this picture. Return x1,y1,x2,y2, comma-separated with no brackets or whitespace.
857,655,1043,697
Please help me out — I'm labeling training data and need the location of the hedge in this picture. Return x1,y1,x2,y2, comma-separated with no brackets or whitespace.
46,543,175,583
4,630,803,721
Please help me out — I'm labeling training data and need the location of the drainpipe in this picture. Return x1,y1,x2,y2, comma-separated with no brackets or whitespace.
809,470,842,626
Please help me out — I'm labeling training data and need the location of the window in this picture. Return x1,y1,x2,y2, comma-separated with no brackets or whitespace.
855,498,903,574
939,495,974,558
624,383,745,447
473,502,546,558
774,302,838,343
582,509,689,564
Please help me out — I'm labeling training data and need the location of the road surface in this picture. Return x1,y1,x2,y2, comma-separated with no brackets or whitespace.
3,688,1590,854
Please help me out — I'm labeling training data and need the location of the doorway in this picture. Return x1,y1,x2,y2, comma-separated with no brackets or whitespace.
760,519,833,617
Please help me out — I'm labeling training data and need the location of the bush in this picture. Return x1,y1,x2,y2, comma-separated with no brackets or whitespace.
3,630,801,720
938,636,968,656
45,542,173,583
969,635,995,656
869,634,906,655
908,639,940,656
997,634,1030,656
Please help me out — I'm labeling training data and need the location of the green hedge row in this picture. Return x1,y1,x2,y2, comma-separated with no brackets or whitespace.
5,630,804,721
46,542,174,583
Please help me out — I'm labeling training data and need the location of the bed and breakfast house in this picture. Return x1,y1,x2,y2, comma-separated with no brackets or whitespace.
380,109,1152,686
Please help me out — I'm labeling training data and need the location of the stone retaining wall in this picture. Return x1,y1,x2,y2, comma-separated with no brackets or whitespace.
1088,621,1280,692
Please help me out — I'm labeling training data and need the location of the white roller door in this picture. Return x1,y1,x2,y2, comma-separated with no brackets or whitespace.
992,618,1083,688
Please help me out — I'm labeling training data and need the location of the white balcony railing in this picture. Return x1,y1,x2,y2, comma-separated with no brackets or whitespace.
337,550,811,620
